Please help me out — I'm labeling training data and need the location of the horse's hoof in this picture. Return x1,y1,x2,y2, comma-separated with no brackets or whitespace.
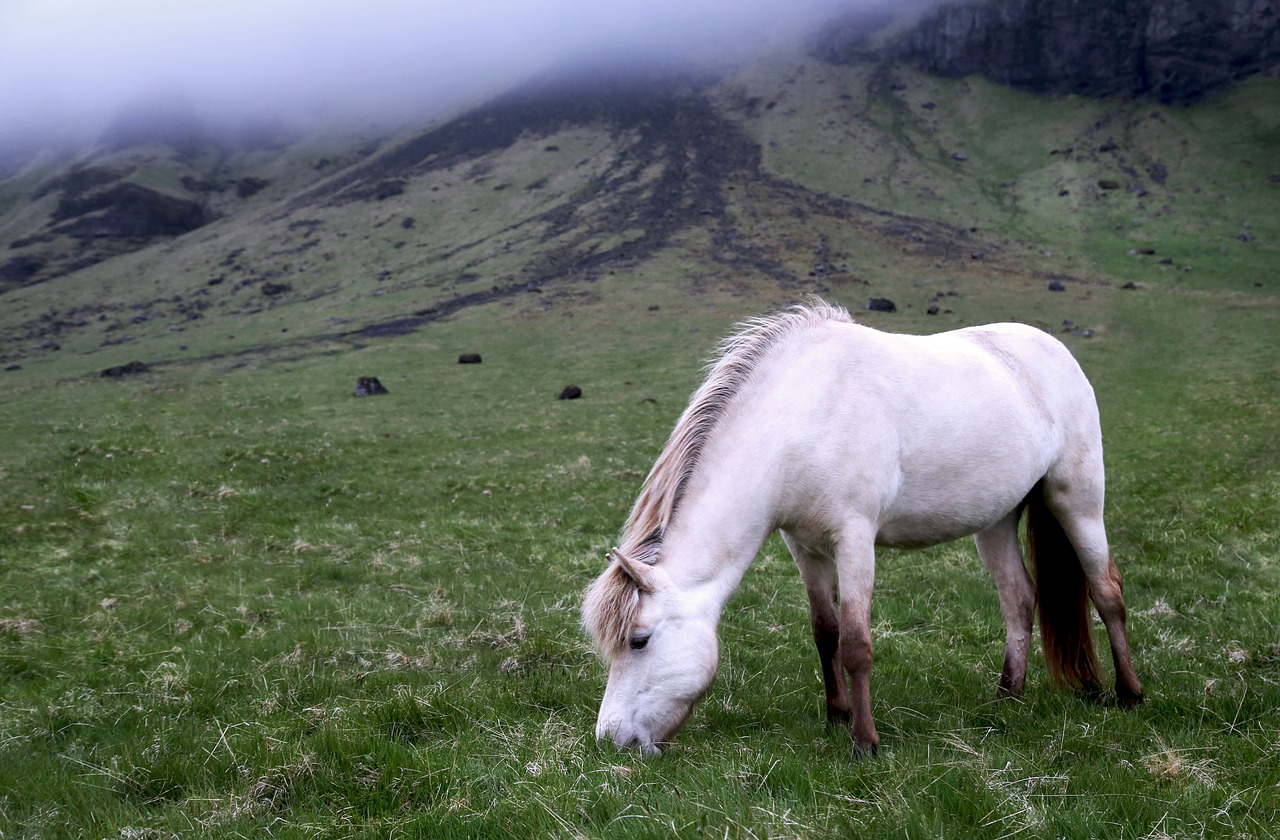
850,727,879,758
1117,688,1144,709
851,740,879,759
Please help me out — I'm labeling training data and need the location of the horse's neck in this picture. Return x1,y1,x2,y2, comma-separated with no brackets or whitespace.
660,431,775,613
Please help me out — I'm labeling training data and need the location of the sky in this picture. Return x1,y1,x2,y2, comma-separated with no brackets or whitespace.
0,0,861,142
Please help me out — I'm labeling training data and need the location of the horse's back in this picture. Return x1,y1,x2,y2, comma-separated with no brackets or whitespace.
756,319,1103,546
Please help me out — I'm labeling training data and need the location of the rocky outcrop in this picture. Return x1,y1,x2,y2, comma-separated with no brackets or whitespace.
817,0,1280,103
51,183,211,239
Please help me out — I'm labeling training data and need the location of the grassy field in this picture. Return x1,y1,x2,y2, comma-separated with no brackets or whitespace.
1,51,1278,839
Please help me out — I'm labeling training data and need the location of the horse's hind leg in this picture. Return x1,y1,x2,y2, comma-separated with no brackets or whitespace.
783,532,852,724
1054,511,1144,706
1043,479,1144,707
974,511,1036,698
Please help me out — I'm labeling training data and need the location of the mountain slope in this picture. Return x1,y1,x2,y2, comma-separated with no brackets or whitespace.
0,43,1276,382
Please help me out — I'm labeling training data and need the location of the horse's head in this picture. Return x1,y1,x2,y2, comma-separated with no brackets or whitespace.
582,548,719,757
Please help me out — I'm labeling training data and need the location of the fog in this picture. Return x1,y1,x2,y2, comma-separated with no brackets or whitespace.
0,0,865,145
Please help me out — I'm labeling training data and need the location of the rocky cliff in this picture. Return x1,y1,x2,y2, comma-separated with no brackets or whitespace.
817,0,1280,103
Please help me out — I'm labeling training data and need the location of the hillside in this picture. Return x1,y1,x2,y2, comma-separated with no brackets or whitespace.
1,41,1276,382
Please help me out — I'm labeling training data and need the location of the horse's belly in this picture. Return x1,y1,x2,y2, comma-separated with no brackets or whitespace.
873,472,1035,549
874,512,998,549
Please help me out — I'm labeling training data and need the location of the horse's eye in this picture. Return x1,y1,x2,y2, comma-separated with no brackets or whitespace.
629,633,650,651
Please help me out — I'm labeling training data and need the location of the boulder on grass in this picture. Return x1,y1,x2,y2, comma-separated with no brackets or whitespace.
353,376,389,397
100,361,150,378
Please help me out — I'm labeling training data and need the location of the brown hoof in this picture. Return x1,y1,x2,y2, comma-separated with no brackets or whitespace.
995,680,1025,700
851,739,879,759
1117,686,1144,709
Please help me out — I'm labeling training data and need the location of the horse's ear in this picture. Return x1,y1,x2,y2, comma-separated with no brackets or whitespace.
611,547,656,593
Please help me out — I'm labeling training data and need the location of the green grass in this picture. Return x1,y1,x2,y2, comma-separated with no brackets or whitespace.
2,279,1277,837
1,48,1278,839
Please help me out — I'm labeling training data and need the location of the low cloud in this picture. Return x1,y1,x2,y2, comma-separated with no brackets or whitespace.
0,0,860,143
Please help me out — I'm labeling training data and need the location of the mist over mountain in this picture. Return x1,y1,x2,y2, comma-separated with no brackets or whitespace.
0,0,851,150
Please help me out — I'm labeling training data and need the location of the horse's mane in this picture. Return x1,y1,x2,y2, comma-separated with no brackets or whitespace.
582,298,854,656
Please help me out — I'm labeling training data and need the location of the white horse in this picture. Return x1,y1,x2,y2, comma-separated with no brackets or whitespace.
582,299,1142,757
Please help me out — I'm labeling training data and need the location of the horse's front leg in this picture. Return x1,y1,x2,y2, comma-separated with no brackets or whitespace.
784,533,851,724
836,536,878,756
975,513,1036,698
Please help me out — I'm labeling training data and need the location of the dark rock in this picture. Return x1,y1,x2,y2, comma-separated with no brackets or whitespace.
951,152,969,162
866,297,897,312
261,282,292,296
1121,282,1139,289
100,361,150,378
558,385,583,400
1047,279,1067,291
0,255,45,283
458,353,483,364
1098,179,1122,190
401,217,416,229
236,177,271,198
374,180,406,200
816,0,1280,105
353,376,389,397
4,364,21,371
51,183,211,238
927,305,940,315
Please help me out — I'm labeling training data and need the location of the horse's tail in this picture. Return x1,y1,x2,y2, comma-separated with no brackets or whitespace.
1026,485,1101,691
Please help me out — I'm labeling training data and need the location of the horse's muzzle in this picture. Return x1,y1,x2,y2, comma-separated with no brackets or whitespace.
597,723,664,758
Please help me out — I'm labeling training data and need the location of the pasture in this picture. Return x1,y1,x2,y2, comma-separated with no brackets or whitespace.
2,59,1279,838
1,269,1277,837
